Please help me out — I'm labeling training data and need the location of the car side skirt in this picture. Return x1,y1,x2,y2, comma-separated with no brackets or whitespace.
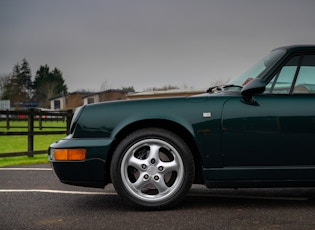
204,166,315,188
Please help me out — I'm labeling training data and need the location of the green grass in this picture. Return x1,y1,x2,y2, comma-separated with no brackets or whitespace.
0,154,52,167
0,120,67,167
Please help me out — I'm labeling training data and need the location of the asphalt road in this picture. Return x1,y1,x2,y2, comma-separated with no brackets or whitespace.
1,164,315,229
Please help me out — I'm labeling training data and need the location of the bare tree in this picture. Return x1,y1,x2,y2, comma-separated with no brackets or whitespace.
0,74,11,99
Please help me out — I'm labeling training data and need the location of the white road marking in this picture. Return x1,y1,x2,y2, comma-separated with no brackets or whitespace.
0,189,308,201
0,189,116,195
0,168,309,201
0,168,52,171
0,167,116,195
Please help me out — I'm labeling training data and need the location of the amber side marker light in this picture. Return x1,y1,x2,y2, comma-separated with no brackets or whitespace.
53,149,86,161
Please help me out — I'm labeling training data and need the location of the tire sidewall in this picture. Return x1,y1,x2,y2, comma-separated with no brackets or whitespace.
110,127,194,209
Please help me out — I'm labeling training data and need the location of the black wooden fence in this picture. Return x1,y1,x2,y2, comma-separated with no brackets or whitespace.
0,109,73,157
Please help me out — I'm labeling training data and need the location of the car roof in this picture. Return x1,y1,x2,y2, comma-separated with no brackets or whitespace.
273,44,315,52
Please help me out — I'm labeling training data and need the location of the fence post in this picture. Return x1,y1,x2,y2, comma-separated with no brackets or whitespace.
6,109,10,130
66,109,73,135
39,109,42,130
27,108,34,157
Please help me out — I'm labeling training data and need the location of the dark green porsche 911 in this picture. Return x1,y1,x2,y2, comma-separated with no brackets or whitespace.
49,45,315,209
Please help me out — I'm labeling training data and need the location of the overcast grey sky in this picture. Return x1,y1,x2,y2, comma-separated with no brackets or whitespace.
1,0,315,92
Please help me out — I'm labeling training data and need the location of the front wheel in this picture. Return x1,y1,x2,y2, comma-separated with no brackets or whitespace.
110,128,194,209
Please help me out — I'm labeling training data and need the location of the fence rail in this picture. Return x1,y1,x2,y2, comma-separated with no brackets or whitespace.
0,109,73,157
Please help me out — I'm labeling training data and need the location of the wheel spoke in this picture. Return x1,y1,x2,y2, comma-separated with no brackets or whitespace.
154,177,169,193
132,173,148,190
128,155,144,170
147,144,160,162
159,160,178,174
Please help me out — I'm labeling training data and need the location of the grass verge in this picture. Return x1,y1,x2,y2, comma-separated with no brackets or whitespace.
0,120,66,167
0,154,50,167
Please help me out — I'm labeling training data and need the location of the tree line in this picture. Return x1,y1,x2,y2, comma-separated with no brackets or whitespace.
0,59,67,108
0,59,201,110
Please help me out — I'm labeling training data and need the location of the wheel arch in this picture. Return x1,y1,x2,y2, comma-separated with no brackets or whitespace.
105,119,204,184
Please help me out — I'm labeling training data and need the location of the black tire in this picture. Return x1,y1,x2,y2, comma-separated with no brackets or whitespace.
110,127,195,210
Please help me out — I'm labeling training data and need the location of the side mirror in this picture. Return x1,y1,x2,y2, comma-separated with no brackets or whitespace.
241,78,266,97
241,78,265,105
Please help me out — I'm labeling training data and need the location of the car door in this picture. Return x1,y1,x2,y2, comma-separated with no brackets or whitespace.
221,54,315,178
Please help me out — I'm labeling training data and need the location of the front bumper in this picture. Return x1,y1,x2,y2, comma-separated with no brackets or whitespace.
49,137,113,188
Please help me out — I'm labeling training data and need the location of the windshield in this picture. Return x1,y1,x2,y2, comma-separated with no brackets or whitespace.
227,49,286,88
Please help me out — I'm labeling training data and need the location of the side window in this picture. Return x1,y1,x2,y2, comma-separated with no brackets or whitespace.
293,55,315,94
265,55,315,94
265,56,299,94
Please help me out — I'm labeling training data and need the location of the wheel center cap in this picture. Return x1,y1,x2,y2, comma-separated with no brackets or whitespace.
147,166,157,175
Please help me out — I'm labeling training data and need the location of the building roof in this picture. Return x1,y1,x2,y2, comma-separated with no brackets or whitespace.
127,88,207,98
81,89,127,98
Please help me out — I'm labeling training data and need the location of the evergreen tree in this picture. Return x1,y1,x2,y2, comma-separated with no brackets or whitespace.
33,65,68,108
3,63,27,107
19,58,33,97
1,59,67,108
121,86,135,92
1,59,33,107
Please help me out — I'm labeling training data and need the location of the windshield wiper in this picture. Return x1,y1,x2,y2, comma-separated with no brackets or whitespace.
207,84,242,93
206,85,221,93
222,84,243,89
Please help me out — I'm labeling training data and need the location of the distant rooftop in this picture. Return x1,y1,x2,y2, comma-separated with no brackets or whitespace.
127,88,207,99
